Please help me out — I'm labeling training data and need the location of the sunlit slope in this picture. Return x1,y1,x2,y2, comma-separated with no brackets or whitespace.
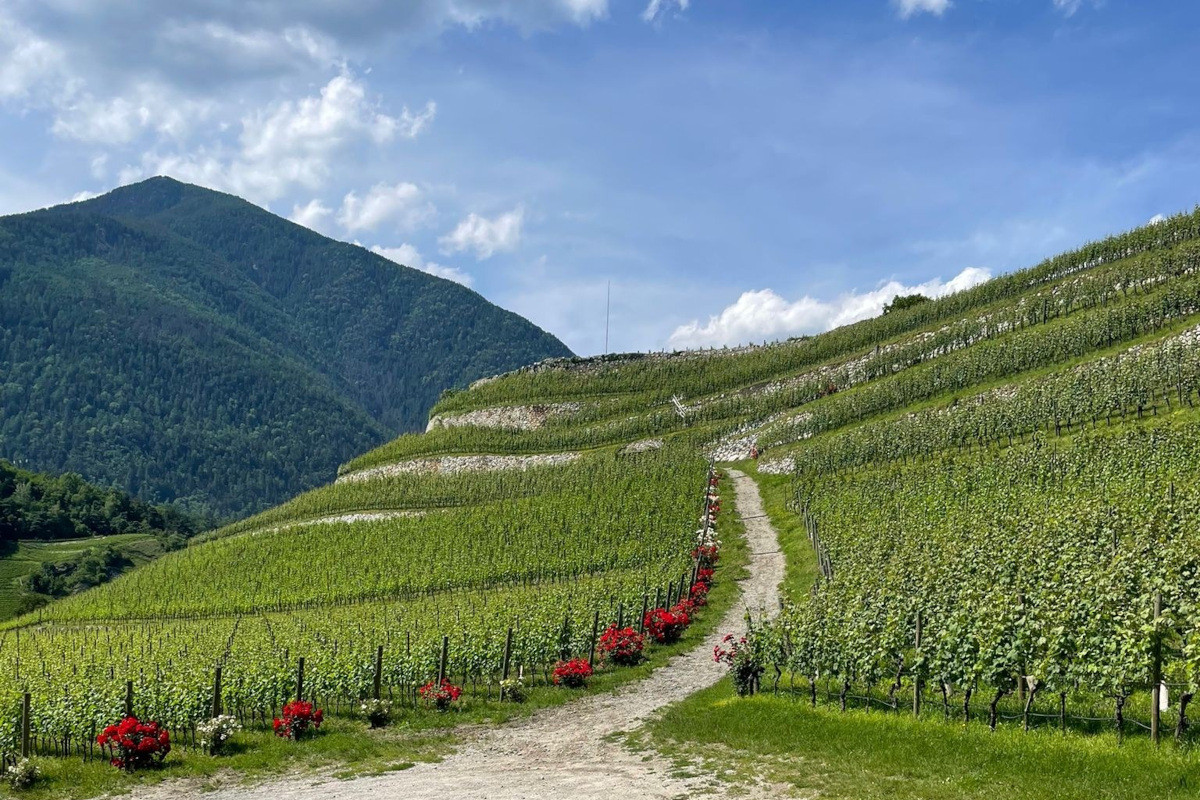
5,206,1200,756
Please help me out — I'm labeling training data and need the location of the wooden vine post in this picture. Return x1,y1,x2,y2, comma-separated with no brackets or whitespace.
212,666,223,717
296,657,305,703
373,645,384,701
1152,591,1163,746
501,627,513,682
438,636,449,684
125,680,134,718
588,609,601,667
21,692,30,758
913,610,922,718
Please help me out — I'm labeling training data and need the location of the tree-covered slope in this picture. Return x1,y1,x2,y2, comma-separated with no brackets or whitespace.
0,177,572,518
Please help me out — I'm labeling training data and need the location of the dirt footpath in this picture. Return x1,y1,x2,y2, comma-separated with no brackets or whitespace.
142,469,785,800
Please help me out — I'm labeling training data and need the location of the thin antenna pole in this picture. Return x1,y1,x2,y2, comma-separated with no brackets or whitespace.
605,280,611,355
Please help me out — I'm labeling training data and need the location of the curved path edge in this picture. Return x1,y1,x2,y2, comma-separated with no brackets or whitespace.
139,469,784,800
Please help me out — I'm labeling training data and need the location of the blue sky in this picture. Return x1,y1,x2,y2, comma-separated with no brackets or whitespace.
1,0,1196,355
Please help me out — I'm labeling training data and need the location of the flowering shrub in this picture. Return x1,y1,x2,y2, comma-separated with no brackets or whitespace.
4,758,40,789
552,658,593,688
419,679,463,711
597,625,646,666
273,701,324,739
500,677,526,703
197,715,241,755
96,717,171,771
697,567,715,586
714,632,765,696
360,698,392,728
644,605,690,644
689,582,709,606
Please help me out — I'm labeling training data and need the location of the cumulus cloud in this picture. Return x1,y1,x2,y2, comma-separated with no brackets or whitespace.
667,267,991,350
894,0,951,18
370,243,473,287
117,72,418,203
337,182,434,233
1148,213,1167,225
0,12,63,101
439,207,524,259
642,0,690,23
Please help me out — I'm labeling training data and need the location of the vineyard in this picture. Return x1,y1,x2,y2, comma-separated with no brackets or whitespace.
7,206,1200,793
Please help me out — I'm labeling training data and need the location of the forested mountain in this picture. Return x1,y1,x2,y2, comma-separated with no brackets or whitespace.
0,177,571,518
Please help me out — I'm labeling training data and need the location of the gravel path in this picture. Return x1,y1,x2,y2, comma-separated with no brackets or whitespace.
140,469,784,800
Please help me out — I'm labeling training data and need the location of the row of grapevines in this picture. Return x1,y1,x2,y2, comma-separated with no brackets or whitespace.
19,447,704,622
789,324,1200,476
770,421,1200,723
432,209,1200,415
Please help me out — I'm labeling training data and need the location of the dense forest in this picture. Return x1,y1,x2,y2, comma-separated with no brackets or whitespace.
0,460,207,544
0,178,571,518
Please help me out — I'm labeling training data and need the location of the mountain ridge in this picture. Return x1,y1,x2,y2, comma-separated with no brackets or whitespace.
0,177,572,518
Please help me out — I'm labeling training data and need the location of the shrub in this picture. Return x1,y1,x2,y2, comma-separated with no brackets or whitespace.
96,717,171,771
552,658,593,688
713,632,765,696
597,625,646,666
197,715,241,755
689,582,709,606
273,701,324,739
4,758,40,790
500,677,526,703
360,698,392,728
697,567,715,586
419,679,462,711
644,606,690,644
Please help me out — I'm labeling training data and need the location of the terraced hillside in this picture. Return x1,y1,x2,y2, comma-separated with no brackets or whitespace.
5,209,1200,794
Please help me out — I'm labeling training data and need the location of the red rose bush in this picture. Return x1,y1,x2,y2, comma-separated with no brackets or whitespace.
273,700,324,739
419,678,463,711
552,658,593,688
597,625,646,666
96,717,170,771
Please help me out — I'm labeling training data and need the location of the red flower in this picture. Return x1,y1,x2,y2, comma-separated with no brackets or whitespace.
552,658,593,688
96,716,171,772
644,606,690,644
419,679,463,711
274,700,324,739
597,625,646,666
689,582,709,606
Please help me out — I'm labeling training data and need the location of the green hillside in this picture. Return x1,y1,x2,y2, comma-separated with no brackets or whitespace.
0,178,572,518
6,207,1200,795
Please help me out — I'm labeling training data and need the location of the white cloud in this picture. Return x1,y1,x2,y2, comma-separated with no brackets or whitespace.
894,0,951,18
397,101,438,138
1148,213,1167,225
290,199,334,232
1053,0,1082,15
0,13,63,100
51,82,215,145
337,182,434,233
118,72,415,203
370,243,473,287
439,207,524,259
642,0,690,23
667,267,992,349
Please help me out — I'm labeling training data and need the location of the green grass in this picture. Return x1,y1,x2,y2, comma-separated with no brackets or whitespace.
0,478,750,800
644,679,1200,799
0,535,156,620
